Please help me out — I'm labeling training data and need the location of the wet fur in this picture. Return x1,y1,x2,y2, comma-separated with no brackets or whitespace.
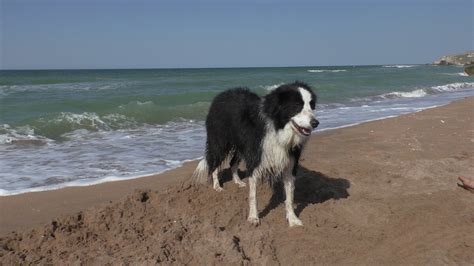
193,81,317,226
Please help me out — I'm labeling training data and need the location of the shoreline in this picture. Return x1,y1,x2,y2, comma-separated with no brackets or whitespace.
0,100,456,197
0,158,202,197
1,96,473,264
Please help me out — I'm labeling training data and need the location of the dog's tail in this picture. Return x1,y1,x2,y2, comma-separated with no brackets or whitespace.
192,158,209,184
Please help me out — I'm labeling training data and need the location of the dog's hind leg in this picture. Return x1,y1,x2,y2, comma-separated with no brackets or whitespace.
230,154,246,188
231,164,246,188
212,169,223,192
206,141,228,192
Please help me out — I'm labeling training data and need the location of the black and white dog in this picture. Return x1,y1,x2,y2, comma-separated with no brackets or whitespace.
193,81,319,227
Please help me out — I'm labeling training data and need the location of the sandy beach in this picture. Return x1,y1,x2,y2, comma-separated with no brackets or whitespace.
1,97,473,264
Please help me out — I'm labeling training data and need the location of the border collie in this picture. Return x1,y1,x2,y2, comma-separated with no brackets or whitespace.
193,81,318,227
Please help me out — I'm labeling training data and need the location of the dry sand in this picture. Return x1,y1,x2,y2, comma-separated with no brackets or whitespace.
1,97,473,265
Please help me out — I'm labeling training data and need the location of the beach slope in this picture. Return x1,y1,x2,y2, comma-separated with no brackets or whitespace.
1,97,473,264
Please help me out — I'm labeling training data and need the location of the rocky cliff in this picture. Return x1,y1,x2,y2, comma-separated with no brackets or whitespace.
433,51,474,65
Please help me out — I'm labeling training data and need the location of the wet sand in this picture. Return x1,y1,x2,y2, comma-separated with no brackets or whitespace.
1,97,473,264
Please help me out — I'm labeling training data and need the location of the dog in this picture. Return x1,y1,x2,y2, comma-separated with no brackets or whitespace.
193,81,318,227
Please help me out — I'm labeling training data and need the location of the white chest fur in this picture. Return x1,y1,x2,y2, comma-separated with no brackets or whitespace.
254,122,306,179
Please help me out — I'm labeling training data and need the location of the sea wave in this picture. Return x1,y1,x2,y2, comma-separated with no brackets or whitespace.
307,69,347,73
0,119,206,195
0,115,205,147
379,89,427,99
0,113,129,144
115,100,209,124
431,82,474,92
1,100,210,142
382,65,417,68
0,124,53,145
353,82,474,102
443,72,469,77
28,112,133,140
316,102,348,109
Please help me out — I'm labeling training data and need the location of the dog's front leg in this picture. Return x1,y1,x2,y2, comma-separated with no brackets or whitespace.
247,175,260,225
284,174,303,227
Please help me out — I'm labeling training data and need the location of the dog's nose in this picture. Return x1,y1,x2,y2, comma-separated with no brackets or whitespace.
310,119,319,129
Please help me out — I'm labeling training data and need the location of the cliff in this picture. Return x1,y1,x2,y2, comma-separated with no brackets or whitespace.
433,51,474,66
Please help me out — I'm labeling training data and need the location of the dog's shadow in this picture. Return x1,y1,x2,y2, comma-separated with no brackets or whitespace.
260,167,350,218
219,166,350,218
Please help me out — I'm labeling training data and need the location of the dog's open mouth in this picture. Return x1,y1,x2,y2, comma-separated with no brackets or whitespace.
291,120,312,136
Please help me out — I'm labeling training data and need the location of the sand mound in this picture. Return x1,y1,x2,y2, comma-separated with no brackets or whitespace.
0,169,350,264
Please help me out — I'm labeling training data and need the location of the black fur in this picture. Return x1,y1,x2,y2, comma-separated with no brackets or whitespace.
263,81,316,130
205,88,265,176
204,81,316,181
290,145,302,176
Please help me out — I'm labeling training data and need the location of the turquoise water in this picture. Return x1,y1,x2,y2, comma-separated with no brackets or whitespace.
1,65,473,194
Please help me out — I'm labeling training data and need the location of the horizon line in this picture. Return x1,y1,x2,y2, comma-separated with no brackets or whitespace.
0,63,431,71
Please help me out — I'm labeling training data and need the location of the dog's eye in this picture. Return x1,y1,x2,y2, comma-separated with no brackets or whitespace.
310,100,315,109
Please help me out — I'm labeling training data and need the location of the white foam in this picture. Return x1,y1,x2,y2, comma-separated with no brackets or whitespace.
382,65,417,68
431,82,474,92
316,116,398,132
383,89,427,99
50,112,111,129
353,82,474,102
443,72,469,77
0,157,203,196
0,124,53,145
315,102,447,133
0,120,207,196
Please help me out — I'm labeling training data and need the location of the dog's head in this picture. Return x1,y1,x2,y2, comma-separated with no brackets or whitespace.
263,81,318,137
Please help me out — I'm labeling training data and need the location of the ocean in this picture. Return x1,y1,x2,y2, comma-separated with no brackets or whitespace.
1,65,473,195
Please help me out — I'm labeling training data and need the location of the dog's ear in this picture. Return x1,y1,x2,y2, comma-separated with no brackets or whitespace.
263,91,283,120
263,90,288,130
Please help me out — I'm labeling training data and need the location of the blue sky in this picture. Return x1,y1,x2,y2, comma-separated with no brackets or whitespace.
1,0,472,69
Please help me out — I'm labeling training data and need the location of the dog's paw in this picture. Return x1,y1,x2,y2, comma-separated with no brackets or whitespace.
213,185,224,192
288,217,303,227
247,216,260,226
234,180,247,188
